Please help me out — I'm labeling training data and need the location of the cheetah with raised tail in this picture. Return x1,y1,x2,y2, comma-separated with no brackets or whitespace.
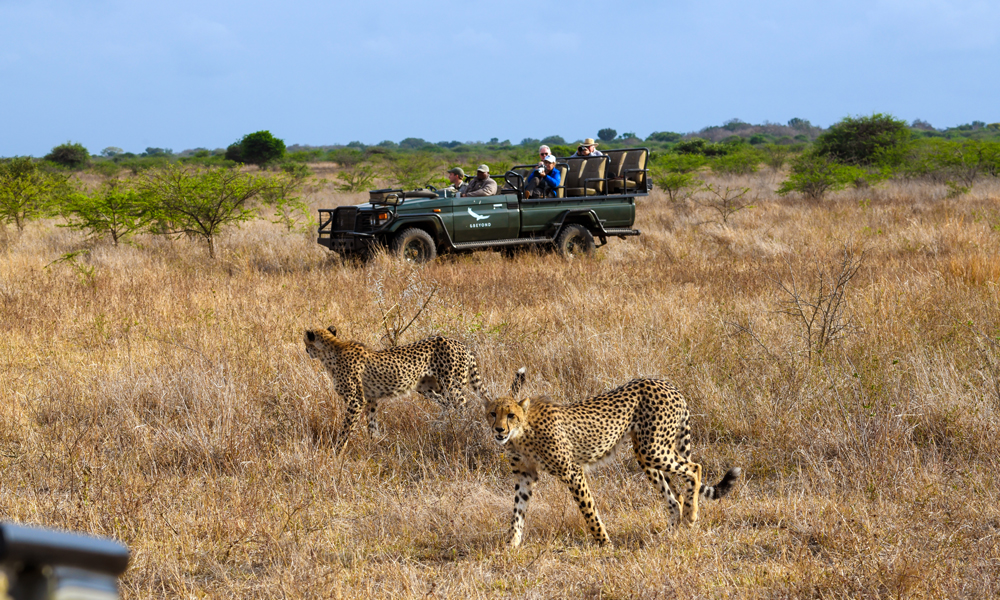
485,368,741,547
304,326,484,453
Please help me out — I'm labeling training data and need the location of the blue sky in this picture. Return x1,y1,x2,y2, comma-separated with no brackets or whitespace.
2,0,998,156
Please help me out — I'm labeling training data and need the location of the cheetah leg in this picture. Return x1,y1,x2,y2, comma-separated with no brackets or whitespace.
558,467,610,545
334,384,366,455
641,466,683,528
365,398,379,437
665,458,703,525
507,456,537,548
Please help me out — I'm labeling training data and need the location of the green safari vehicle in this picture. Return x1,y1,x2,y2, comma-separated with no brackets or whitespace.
316,148,649,262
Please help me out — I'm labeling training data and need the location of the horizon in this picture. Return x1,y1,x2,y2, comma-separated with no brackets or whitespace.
2,1,998,157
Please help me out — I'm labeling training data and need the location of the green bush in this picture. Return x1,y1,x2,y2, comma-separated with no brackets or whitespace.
647,131,682,143
899,139,1000,186
142,165,274,258
674,138,730,157
777,153,866,199
387,153,438,189
761,144,792,171
712,148,761,176
336,163,378,192
652,171,701,201
44,142,90,168
235,130,286,167
261,165,313,232
60,178,154,245
651,153,707,173
225,143,243,163
814,113,911,166
0,157,69,230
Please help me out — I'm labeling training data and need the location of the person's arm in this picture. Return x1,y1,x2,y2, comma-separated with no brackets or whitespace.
544,169,560,187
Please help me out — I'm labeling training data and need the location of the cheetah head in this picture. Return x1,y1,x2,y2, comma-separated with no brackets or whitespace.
484,367,530,445
303,326,339,360
485,396,530,445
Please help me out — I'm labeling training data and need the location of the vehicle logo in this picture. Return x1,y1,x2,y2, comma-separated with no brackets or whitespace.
467,208,489,221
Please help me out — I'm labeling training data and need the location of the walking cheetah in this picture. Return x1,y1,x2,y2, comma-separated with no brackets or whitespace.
304,326,484,453
486,368,741,547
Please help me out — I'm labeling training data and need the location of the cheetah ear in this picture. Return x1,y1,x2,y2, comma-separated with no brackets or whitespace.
306,331,317,343
327,326,337,337
518,396,531,412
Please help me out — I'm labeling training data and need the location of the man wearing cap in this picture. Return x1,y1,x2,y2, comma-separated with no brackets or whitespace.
523,154,561,199
461,164,498,197
570,138,603,158
446,167,467,195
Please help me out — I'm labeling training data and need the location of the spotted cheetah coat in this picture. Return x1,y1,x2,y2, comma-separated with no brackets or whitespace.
305,326,484,453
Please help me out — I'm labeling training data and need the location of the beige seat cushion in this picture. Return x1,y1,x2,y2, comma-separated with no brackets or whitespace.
608,149,647,192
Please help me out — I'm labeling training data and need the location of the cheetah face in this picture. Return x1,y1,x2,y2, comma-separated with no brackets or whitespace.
304,327,338,360
485,397,529,445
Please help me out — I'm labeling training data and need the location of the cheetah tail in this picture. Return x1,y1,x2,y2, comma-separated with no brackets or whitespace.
510,367,526,396
468,351,486,397
699,467,742,501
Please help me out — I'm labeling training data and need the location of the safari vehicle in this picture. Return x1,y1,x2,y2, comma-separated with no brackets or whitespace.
316,148,649,262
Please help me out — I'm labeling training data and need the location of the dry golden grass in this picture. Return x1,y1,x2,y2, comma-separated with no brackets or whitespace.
1,171,999,598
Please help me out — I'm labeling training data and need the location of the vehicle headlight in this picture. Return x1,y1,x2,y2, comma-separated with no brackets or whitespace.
372,212,391,226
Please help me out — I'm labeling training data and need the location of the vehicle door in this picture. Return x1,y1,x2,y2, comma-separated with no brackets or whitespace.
451,194,514,242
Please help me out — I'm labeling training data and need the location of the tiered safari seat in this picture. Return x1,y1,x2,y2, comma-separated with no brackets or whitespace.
605,148,648,193
563,156,608,196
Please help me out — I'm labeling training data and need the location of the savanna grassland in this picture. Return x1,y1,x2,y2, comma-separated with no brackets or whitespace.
1,169,999,599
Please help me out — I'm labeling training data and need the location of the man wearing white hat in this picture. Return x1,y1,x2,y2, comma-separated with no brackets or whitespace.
461,164,498,197
570,138,603,158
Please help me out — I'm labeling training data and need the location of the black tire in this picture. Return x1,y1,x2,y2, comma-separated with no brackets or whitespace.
555,224,596,258
391,228,437,263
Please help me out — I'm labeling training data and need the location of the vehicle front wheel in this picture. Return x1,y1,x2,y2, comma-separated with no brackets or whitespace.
555,224,595,258
391,228,438,263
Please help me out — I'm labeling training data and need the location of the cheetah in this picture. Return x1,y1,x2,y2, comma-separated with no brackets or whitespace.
304,326,485,453
485,368,741,547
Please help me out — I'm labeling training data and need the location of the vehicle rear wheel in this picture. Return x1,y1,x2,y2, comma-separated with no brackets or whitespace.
555,224,596,258
392,228,437,263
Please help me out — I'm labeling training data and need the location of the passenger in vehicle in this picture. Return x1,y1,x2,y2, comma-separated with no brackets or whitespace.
462,164,498,197
524,155,561,199
446,166,467,195
538,145,553,162
570,138,603,158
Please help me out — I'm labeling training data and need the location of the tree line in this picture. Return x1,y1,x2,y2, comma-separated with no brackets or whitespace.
4,117,1000,255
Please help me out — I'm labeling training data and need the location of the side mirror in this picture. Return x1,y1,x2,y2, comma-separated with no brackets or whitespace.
0,522,130,600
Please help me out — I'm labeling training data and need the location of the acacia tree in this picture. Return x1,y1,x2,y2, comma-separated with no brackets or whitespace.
60,178,155,245
0,157,68,231
143,165,273,258
387,153,438,189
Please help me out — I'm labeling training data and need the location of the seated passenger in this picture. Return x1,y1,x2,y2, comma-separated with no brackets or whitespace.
445,166,467,195
538,145,553,163
570,138,603,158
462,164,498,197
524,155,560,198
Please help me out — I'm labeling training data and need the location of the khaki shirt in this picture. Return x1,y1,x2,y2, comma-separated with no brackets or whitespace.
463,176,497,197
